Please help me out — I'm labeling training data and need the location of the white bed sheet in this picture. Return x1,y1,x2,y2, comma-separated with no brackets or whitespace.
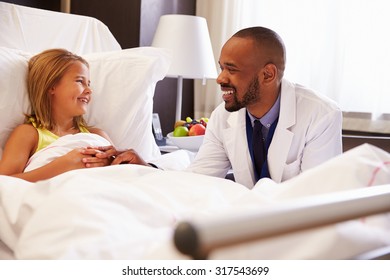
0,143,389,259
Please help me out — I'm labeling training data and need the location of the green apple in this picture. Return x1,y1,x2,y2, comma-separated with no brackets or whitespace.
173,126,189,137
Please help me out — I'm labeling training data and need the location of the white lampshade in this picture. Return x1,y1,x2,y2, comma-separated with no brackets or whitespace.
151,14,217,121
152,14,217,79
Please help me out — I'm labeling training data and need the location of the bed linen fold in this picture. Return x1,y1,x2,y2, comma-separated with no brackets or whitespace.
0,142,389,259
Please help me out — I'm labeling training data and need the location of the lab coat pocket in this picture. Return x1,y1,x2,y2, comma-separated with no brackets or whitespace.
282,158,301,181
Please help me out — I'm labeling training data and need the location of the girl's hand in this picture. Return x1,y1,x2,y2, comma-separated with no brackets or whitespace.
85,145,151,167
80,147,113,167
86,145,118,159
52,148,90,171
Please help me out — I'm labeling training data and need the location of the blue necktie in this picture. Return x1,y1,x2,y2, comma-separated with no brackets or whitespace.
253,120,265,178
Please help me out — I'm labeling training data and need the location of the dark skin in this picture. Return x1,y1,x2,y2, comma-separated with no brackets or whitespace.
218,36,281,119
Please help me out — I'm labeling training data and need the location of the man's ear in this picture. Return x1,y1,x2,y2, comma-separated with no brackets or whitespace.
262,64,277,83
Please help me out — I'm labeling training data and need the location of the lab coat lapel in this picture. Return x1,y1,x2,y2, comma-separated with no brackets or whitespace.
223,109,256,188
268,80,296,183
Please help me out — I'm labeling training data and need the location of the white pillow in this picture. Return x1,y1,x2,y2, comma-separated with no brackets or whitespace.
0,46,171,161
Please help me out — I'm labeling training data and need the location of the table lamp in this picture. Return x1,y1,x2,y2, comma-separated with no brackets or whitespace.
151,14,217,121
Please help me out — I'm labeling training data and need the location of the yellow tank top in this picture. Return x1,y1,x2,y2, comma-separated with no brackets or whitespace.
29,117,90,153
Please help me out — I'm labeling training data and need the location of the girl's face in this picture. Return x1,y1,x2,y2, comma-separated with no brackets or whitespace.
50,61,92,119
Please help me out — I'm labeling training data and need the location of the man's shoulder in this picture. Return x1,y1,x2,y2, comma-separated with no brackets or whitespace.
283,79,340,112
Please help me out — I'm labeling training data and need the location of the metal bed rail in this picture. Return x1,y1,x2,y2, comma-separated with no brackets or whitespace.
174,184,390,259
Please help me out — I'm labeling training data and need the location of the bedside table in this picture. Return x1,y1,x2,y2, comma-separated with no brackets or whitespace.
158,137,179,154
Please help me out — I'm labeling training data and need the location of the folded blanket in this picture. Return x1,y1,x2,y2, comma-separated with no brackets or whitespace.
24,133,111,172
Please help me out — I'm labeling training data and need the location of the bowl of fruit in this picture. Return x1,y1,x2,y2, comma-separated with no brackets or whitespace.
167,117,208,152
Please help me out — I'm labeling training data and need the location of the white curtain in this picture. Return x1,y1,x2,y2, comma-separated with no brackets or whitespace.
195,0,390,119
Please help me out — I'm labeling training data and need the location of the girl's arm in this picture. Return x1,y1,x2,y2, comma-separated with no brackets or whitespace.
0,125,96,182
14,148,93,182
0,124,37,177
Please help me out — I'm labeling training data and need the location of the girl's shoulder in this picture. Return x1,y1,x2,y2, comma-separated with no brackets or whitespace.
5,123,38,152
88,127,113,144
88,127,106,137
14,123,37,134
10,124,38,143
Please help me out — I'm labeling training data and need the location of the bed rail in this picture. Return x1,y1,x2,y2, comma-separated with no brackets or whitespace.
342,134,390,152
174,185,390,259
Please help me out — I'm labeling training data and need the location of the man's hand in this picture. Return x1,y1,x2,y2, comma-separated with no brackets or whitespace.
112,149,152,166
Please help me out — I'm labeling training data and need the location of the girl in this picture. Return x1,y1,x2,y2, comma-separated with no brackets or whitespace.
0,49,113,182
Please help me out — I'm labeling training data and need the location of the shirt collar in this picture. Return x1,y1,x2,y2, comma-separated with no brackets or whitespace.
247,93,281,129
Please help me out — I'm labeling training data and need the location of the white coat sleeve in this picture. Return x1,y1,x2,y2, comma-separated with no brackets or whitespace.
300,107,343,172
185,109,232,178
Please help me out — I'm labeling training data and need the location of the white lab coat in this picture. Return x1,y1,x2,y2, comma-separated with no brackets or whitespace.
187,79,342,189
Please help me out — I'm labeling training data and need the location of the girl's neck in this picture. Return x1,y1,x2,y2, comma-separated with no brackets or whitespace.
51,119,79,136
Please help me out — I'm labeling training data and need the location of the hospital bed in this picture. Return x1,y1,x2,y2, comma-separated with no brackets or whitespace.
0,3,389,260
174,184,390,259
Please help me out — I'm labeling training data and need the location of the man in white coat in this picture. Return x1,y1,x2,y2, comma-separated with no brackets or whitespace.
90,27,342,190
186,26,342,189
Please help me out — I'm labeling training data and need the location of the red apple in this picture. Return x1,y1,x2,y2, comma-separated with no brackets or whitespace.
189,123,206,136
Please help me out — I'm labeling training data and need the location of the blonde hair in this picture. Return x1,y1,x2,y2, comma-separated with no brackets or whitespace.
26,48,90,130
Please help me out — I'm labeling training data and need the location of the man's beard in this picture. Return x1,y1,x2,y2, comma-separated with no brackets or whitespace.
225,76,260,112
